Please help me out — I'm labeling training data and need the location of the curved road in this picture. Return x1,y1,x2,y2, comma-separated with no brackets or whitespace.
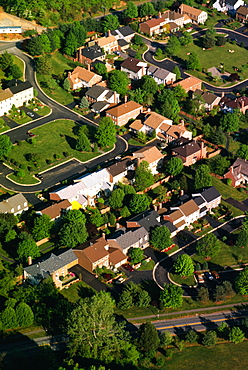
0,43,127,193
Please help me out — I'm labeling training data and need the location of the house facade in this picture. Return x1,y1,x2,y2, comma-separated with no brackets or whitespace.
147,65,176,85
0,81,34,116
224,158,248,186
0,193,28,215
121,57,147,80
132,145,164,175
172,139,207,166
213,0,244,13
194,89,221,111
220,95,248,114
178,4,208,24
75,44,105,65
108,226,149,255
236,5,248,21
95,35,119,54
67,66,102,90
85,85,119,105
106,101,143,126
111,26,135,43
139,17,168,36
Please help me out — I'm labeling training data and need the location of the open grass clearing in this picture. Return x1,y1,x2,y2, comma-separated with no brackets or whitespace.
169,271,196,287
60,281,96,303
8,173,40,185
211,176,248,201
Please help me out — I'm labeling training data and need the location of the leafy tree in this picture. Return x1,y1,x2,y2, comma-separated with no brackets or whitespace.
102,14,120,32
214,285,226,302
236,227,248,248
118,183,136,195
108,212,116,226
95,117,116,148
229,326,245,344
0,135,12,158
235,266,248,295
0,213,18,235
165,157,183,177
79,96,89,110
216,35,226,46
128,247,144,265
137,322,159,352
185,329,198,343
173,85,187,101
94,62,107,76
166,35,181,56
76,132,91,152
67,291,135,364
202,35,215,49
5,229,17,243
150,226,172,251
39,33,51,53
197,286,209,302
174,254,194,277
87,207,103,227
64,31,78,56
109,188,125,209
124,1,138,18
220,112,240,133
108,70,129,95
172,66,181,81
120,206,131,218
63,78,70,91
157,89,180,121
36,54,52,75
16,302,34,327
194,164,212,189
58,210,88,248
1,307,17,329
202,331,217,347
137,131,147,144
117,289,133,309
134,161,154,191
5,298,16,308
180,32,193,46
139,2,155,17
196,233,221,259
209,155,230,176
17,233,40,261
129,194,150,214
31,214,53,241
136,290,150,307
128,88,145,105
160,284,183,308
0,51,14,70
140,75,158,96
222,280,235,298
187,51,201,71
159,331,173,347
237,144,248,160
8,64,22,79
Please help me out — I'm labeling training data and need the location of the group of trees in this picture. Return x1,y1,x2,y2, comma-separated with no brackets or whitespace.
202,28,227,49
0,299,34,329
117,281,151,309
198,280,235,303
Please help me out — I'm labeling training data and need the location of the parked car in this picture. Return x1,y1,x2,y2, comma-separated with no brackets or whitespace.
122,263,134,272
197,273,204,283
27,112,35,117
115,277,125,284
205,271,214,281
27,131,35,137
211,271,220,279
35,174,43,180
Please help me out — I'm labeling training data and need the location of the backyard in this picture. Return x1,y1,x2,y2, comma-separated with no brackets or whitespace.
211,176,248,202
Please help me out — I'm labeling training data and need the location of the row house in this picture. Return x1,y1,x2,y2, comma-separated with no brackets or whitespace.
121,57,147,80
108,226,149,255
147,65,176,85
37,200,72,221
0,81,33,116
67,66,102,90
178,4,208,24
163,10,191,27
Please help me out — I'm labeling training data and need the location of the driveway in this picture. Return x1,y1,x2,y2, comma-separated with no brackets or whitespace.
69,265,108,292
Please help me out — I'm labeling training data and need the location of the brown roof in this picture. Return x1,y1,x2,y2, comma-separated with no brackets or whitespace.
109,247,127,265
129,119,144,131
179,3,204,17
144,111,172,129
160,122,171,132
174,76,202,91
121,57,146,73
169,209,184,222
79,237,109,263
40,200,71,219
163,10,184,20
169,22,179,30
179,199,199,217
96,35,117,47
70,66,101,84
141,17,164,29
166,124,186,139
237,6,248,16
133,145,164,164
0,88,13,102
106,101,142,118
172,140,203,157
107,157,133,177
175,220,186,228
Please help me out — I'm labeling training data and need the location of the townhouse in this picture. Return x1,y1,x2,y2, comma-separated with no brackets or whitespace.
132,145,164,175
220,95,248,114
213,0,244,13
139,16,168,36
106,101,143,126
178,4,208,24
75,44,105,65
111,26,135,43
0,81,34,116
37,200,72,221
95,34,119,54
85,85,119,105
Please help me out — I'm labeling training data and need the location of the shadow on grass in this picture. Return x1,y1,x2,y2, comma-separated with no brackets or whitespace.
65,134,77,150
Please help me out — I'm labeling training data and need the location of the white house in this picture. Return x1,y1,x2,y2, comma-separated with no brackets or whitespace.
0,193,28,215
0,81,33,116
0,26,22,33
147,66,176,85
213,0,244,13
121,57,147,80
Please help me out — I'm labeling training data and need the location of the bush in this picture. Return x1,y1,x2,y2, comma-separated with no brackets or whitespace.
63,151,69,157
46,159,52,164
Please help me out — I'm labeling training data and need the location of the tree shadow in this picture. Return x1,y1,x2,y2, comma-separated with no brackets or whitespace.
65,134,77,150
198,315,218,330
77,284,95,299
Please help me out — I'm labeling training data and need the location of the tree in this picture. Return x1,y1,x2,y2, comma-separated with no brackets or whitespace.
79,96,89,110
117,289,133,309
216,35,226,46
0,213,18,235
95,117,116,148
87,207,103,227
150,226,172,251
76,132,91,152
194,164,212,189
0,51,14,70
236,227,248,248
174,254,194,277
109,188,125,209
140,75,158,96
137,322,159,352
31,214,53,241
229,326,245,344
185,329,198,343
235,266,248,295
222,280,235,298
1,307,17,329
237,144,248,160
136,290,150,307
94,62,107,76
124,1,138,18
196,233,221,259
187,51,201,71
108,70,129,95
17,233,40,261
8,64,22,79
39,33,51,53
63,78,70,91
209,155,230,176
166,35,181,56
202,331,217,347
129,194,150,214
157,89,180,121
64,31,78,56
128,248,144,265
5,229,17,243
160,284,183,308
172,66,181,81
220,112,240,133
0,135,12,158
165,157,183,177
102,14,120,33
108,212,116,226
36,54,52,75
139,2,155,17
173,85,187,101
214,285,226,302
202,35,215,49
197,286,209,302
16,302,34,327
159,331,173,347
180,32,193,46
67,291,134,363
58,210,88,248
134,161,154,191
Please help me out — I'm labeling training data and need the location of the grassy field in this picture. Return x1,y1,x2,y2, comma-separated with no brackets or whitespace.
170,272,195,287
211,176,248,201
60,281,96,303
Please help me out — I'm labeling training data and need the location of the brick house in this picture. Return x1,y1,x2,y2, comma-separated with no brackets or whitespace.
173,76,202,93
67,66,102,90
107,157,135,184
37,200,72,221
106,101,143,126
139,17,168,36
75,44,105,65
178,3,208,24
236,5,248,22
224,158,248,186
171,139,207,166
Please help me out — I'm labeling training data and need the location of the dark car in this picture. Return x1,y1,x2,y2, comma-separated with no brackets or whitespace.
35,174,43,180
27,131,35,137
122,263,134,272
205,271,214,281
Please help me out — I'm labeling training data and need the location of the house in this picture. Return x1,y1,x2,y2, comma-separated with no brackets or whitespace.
143,111,173,136
37,200,72,221
0,81,34,116
168,22,180,32
23,249,78,289
126,209,161,233
74,236,127,272
139,16,168,36
85,85,119,105
117,39,129,51
67,66,102,90
121,57,147,80
107,157,135,184
108,226,149,255
147,65,176,85
220,95,248,114
171,199,200,226
0,88,14,116
236,5,248,22
95,34,119,54
49,181,88,209
160,122,192,144
178,4,208,24
172,139,207,166
0,26,22,33
75,44,105,65
213,0,244,13
224,158,248,186
106,101,143,126
111,26,135,43
132,145,164,175
173,76,202,93
192,186,221,212
194,89,221,111
0,193,28,215
162,10,191,27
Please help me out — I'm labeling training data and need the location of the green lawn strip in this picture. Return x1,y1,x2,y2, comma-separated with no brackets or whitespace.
165,341,248,370
26,330,47,340
60,281,96,303
128,138,147,146
13,56,24,80
36,105,51,116
211,176,248,201
221,200,244,218
0,124,10,133
8,173,40,185
39,241,54,252
13,116,32,125
193,225,213,237
137,260,155,271
228,137,240,154
169,272,195,287
165,245,179,255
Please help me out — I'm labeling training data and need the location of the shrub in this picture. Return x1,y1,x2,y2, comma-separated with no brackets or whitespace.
63,151,69,157
46,159,52,164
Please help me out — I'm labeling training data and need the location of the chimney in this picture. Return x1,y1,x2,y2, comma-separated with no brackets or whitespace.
230,166,233,174
158,12,162,18
108,29,111,37
114,91,117,104
87,63,91,71
27,256,32,266
241,99,245,109
221,91,225,98
102,232,106,239
104,243,109,250
124,94,127,103
68,71,71,78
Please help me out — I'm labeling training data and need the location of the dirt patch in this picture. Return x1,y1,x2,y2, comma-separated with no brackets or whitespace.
0,9,45,35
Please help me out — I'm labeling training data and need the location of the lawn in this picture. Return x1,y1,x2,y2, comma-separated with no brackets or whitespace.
211,176,248,201
6,119,106,184
13,56,24,79
137,259,155,271
13,116,32,125
165,341,248,370
8,173,40,185
128,138,147,146
169,272,196,287
60,281,96,303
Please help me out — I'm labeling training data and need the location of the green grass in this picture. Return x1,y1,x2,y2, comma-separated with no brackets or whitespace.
36,105,51,116
39,241,54,252
13,56,24,79
165,341,248,370
60,281,96,303
137,260,155,271
128,138,146,146
211,176,248,201
13,116,32,125
8,173,40,185
169,272,196,287
222,200,244,218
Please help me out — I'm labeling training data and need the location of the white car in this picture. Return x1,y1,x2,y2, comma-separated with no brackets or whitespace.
197,274,204,283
